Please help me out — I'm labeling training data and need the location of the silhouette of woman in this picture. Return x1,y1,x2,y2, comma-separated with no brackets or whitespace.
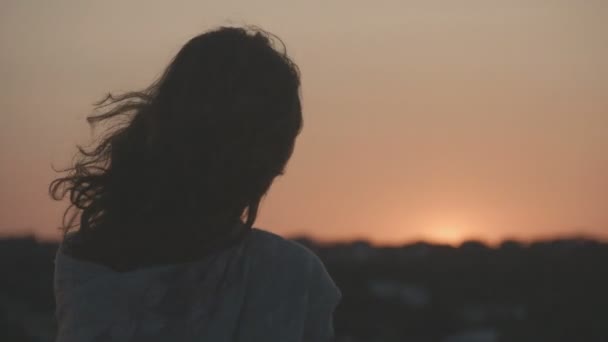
50,26,341,341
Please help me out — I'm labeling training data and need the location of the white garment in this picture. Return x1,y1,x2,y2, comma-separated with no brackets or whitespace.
54,228,341,342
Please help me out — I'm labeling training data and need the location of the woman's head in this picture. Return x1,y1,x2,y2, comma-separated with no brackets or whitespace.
50,26,302,243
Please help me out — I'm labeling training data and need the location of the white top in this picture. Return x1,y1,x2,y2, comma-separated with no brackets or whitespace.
54,228,341,342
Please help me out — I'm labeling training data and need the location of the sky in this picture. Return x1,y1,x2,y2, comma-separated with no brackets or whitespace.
1,0,607,245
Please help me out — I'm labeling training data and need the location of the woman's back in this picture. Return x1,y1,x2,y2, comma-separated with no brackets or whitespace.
50,26,340,341
55,228,340,342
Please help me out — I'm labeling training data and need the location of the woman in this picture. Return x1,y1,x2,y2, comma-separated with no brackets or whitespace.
50,26,341,342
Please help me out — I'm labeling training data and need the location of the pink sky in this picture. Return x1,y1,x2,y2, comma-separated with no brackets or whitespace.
1,1,607,245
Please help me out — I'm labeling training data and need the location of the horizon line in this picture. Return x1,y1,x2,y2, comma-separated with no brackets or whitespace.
1,229,606,248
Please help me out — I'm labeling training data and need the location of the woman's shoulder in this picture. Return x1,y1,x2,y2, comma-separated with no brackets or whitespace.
248,228,342,308
248,228,321,266
248,228,336,283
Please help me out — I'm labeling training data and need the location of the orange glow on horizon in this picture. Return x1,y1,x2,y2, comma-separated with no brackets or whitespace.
421,226,471,246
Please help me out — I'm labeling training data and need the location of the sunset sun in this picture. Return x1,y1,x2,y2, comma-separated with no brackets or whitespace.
423,223,472,246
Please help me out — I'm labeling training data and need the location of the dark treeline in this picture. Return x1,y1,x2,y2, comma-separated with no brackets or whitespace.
1,236,607,342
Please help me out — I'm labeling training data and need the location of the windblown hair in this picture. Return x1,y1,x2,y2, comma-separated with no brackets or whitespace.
49,26,302,268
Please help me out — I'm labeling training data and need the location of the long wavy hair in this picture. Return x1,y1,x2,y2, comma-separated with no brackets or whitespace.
49,26,302,268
